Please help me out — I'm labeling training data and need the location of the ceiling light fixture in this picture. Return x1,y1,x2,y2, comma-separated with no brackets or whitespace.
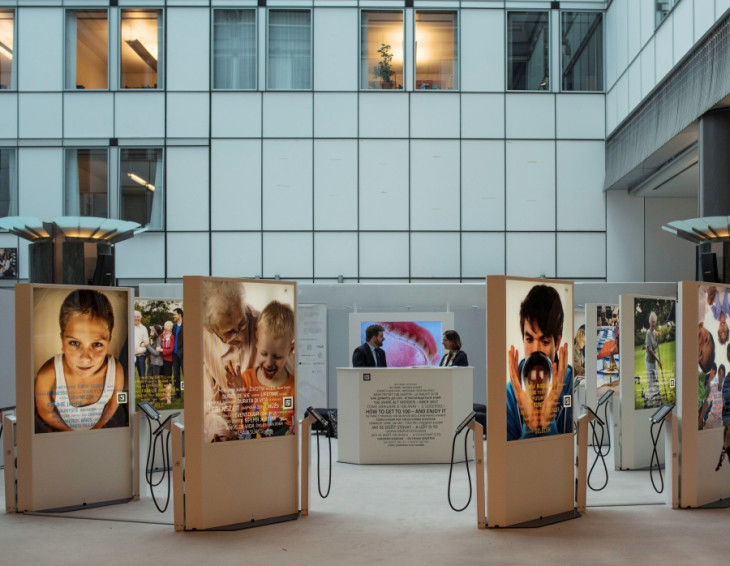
127,172,155,192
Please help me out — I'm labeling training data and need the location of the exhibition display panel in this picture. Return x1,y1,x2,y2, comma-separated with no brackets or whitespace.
678,281,730,507
336,367,473,464
616,294,676,470
181,276,299,530
486,276,576,527
15,284,134,511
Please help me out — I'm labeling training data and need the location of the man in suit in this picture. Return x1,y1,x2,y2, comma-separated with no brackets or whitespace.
352,324,387,367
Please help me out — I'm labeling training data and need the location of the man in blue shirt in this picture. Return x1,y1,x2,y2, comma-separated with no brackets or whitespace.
506,284,573,441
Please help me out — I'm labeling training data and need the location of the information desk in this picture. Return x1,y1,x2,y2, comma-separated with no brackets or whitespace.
336,367,474,464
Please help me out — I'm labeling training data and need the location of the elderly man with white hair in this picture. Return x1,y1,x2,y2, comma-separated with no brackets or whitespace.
133,310,150,385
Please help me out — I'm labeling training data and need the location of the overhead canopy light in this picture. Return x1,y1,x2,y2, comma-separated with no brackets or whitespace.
662,216,730,244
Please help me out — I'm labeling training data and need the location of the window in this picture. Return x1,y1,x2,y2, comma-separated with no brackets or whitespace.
121,148,163,229
0,10,14,90
121,9,162,89
507,11,550,91
65,148,109,217
267,10,311,90
415,11,457,90
0,149,17,216
66,10,108,90
361,11,403,90
65,148,163,228
213,9,256,90
656,0,678,28
561,12,603,92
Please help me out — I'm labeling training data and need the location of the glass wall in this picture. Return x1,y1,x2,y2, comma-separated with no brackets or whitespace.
415,11,457,90
65,148,109,217
120,148,163,229
561,11,603,92
65,10,108,90
0,10,13,89
120,9,162,89
0,148,16,217
360,11,404,90
267,10,311,90
213,9,256,90
507,11,549,91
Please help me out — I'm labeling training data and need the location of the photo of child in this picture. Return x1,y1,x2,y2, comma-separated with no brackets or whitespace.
237,300,296,438
33,288,129,433
201,278,295,443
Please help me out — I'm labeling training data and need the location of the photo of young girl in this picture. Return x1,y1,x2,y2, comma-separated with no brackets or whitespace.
33,288,129,433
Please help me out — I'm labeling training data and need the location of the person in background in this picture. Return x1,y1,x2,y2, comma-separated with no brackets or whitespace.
133,310,149,381
172,308,184,400
145,324,164,403
440,330,468,366
352,324,386,367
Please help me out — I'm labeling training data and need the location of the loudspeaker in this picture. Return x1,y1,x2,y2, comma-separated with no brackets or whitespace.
700,252,720,283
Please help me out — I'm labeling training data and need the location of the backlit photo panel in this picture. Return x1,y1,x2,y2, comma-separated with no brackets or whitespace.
201,279,296,443
505,280,573,441
697,284,730,431
633,297,676,410
32,286,130,433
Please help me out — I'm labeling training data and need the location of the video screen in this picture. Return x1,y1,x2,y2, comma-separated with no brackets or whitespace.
359,320,443,367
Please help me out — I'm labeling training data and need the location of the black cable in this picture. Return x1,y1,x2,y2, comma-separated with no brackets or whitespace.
313,429,332,498
587,416,609,491
649,419,666,493
141,415,173,513
447,427,472,512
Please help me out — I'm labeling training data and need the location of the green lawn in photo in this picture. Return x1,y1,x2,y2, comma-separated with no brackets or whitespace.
134,362,185,411
633,340,676,409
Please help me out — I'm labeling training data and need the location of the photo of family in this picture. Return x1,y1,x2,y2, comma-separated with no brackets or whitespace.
633,297,676,410
133,299,184,410
697,285,730,431
0,247,18,279
201,279,296,443
505,280,574,441
32,287,130,433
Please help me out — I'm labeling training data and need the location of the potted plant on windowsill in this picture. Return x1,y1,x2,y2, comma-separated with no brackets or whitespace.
373,43,395,89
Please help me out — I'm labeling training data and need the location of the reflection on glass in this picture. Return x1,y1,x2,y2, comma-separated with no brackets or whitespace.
65,149,109,217
415,11,457,91
361,11,403,90
267,10,311,90
561,12,602,92
121,9,161,89
507,11,549,91
0,10,13,89
213,9,256,90
66,10,108,90
121,148,163,228
0,148,17,217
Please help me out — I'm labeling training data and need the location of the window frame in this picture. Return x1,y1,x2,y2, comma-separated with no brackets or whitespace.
559,10,604,93
119,146,164,230
212,8,258,91
359,9,405,91
506,10,551,92
64,8,110,91
0,147,17,219
119,8,164,90
414,9,459,92
0,9,15,91
266,8,312,91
